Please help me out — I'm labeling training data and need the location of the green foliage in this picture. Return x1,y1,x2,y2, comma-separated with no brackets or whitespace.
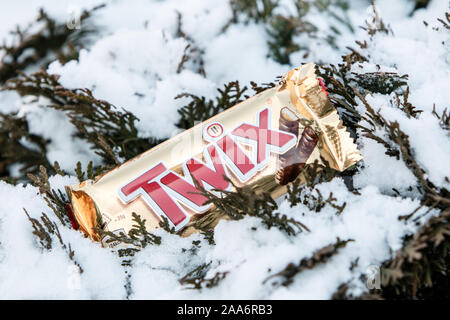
74,161,108,183
175,11,206,77
230,0,279,23
95,212,162,258
24,209,54,250
311,17,449,299
193,177,309,236
158,216,177,234
249,79,278,94
381,208,450,299
0,5,107,181
344,75,450,300
201,230,216,245
432,106,449,131
0,0,448,300
0,5,104,84
27,165,71,226
361,3,391,36
264,238,353,286
317,57,409,138
264,0,354,64
176,81,248,130
439,11,450,29
3,70,162,166
267,15,302,64
410,0,431,13
352,71,408,95
24,209,83,272
0,112,51,180
391,87,423,119
229,0,352,64
179,262,229,290
285,160,348,215
287,177,347,215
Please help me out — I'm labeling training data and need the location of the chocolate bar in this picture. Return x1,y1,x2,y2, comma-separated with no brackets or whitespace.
66,63,362,247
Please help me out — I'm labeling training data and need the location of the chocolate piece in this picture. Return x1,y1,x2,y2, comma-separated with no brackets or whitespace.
276,125,318,185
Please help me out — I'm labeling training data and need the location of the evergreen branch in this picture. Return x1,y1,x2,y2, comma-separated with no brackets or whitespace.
263,238,353,287
27,165,71,226
230,0,279,23
179,262,229,290
0,5,104,84
192,176,309,236
23,209,83,273
432,105,449,131
175,11,206,77
74,161,108,183
287,178,347,215
0,112,51,180
95,212,161,257
360,3,391,36
436,11,450,30
380,208,450,299
3,70,162,166
176,81,248,130
250,79,279,94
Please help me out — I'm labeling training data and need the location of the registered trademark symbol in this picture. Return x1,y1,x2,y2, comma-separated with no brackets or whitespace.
205,122,224,139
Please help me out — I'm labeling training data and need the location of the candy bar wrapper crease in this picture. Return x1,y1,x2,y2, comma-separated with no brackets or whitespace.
66,63,362,248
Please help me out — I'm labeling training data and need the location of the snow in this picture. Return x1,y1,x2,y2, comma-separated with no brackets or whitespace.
203,23,288,84
48,28,217,138
0,178,125,299
0,0,449,299
129,179,434,299
353,135,417,194
361,93,450,189
20,99,102,171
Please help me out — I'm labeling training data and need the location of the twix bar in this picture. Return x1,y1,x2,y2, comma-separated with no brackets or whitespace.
66,63,362,248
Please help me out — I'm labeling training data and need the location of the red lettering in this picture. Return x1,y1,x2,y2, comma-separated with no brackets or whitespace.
160,172,207,208
160,145,230,210
232,108,295,164
216,135,255,176
143,181,189,227
120,163,166,196
119,163,189,229
185,145,230,191
119,108,296,229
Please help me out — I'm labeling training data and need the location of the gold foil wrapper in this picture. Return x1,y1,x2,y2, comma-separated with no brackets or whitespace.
66,63,362,247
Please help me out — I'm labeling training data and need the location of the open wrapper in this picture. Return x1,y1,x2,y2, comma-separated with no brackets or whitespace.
66,63,362,247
